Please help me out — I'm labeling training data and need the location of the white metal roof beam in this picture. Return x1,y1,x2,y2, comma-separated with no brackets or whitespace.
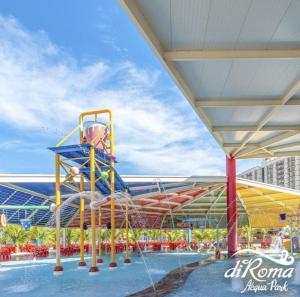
223,143,259,149
236,131,300,158
196,98,300,107
138,197,181,206
225,132,300,151
164,50,300,61
233,79,300,157
238,151,300,159
268,141,300,152
214,125,300,132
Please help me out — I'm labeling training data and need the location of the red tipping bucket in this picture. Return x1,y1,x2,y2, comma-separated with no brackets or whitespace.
83,121,107,150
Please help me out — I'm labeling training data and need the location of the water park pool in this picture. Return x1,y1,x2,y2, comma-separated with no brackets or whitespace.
0,252,206,297
2,252,300,297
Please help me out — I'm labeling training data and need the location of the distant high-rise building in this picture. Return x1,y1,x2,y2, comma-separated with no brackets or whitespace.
239,157,300,190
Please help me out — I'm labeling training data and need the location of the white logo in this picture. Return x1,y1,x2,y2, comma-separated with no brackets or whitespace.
224,249,295,294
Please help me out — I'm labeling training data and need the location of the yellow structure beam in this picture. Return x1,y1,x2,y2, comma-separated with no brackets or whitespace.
124,190,131,264
78,174,86,268
108,111,117,268
56,125,80,147
54,154,63,274
97,207,103,264
89,145,99,273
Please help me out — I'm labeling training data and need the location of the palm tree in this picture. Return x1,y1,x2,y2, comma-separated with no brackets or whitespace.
148,229,162,241
129,229,142,242
2,225,28,252
219,229,227,240
114,229,120,240
202,229,215,241
167,230,181,241
193,229,204,242
0,228,10,244
98,229,110,241
118,228,125,240
28,227,49,245
45,228,56,245
181,230,187,241
261,228,268,242
97,228,120,242
65,228,80,245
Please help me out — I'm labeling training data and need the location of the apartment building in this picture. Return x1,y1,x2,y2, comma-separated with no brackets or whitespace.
240,157,300,190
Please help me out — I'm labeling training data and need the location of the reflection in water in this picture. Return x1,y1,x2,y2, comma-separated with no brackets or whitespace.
294,261,300,285
231,276,244,292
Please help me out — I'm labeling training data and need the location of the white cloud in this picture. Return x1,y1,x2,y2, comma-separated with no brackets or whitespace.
0,15,225,175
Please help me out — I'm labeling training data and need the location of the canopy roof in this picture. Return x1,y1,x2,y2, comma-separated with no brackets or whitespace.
1,174,299,229
120,0,300,159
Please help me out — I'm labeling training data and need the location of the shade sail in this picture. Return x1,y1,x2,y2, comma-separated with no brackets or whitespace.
1,175,299,228
237,179,300,228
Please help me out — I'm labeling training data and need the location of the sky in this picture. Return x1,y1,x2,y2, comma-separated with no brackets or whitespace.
0,0,260,176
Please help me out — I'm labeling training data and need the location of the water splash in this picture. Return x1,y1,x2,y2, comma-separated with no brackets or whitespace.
46,191,104,227
272,235,283,251
118,192,157,292
233,249,294,266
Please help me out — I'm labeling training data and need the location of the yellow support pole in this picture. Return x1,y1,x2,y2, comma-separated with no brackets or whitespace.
78,117,87,268
124,190,131,264
54,153,63,274
97,207,103,264
109,112,117,268
78,174,86,268
89,145,99,273
56,125,80,147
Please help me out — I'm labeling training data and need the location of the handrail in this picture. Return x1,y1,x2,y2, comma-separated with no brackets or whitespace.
56,125,80,147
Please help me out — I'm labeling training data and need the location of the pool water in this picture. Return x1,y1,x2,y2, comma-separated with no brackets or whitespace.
0,252,205,297
168,258,300,297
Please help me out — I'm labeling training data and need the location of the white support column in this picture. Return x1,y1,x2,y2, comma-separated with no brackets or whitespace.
63,228,66,248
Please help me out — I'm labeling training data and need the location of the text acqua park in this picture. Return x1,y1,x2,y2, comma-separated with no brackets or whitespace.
224,250,295,294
